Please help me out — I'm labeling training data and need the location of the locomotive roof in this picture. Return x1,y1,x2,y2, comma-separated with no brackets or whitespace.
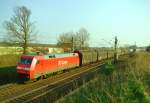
21,52,78,59
45,53,78,58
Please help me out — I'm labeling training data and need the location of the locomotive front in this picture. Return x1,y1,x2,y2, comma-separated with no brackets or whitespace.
16,55,35,80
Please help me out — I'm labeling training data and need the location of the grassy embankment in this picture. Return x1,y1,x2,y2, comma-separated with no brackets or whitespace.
0,54,19,85
59,52,150,103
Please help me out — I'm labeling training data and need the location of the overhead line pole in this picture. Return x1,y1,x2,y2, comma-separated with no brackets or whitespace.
72,36,74,52
114,36,118,64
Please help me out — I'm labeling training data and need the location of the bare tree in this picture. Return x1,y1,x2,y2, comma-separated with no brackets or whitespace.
57,32,74,45
3,6,36,54
57,28,90,50
75,28,90,49
57,32,76,50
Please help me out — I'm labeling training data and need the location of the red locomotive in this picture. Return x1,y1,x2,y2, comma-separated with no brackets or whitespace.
16,53,80,80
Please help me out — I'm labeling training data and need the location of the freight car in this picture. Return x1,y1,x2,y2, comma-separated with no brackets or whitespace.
16,49,128,80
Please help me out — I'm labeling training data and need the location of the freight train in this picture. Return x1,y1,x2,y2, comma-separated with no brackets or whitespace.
16,49,128,80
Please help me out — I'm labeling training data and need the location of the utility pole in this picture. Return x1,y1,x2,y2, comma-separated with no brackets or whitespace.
114,36,118,64
72,36,74,52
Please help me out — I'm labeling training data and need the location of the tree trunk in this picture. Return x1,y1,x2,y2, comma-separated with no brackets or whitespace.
23,43,27,54
23,32,27,54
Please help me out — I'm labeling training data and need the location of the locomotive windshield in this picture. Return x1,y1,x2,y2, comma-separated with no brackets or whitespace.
20,58,33,65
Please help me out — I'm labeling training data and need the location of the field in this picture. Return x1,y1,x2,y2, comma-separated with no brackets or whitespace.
0,47,23,55
58,52,150,103
0,46,39,55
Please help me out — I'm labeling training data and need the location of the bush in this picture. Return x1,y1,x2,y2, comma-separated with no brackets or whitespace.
101,61,115,76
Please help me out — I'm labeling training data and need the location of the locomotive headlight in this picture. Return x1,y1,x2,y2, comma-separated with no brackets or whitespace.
17,66,22,69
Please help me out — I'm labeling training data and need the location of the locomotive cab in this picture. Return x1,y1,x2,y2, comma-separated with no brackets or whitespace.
16,55,34,80
16,55,44,80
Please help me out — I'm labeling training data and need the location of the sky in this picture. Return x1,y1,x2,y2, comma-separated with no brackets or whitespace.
0,0,150,47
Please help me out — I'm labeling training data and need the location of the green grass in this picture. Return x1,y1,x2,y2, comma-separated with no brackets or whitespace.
0,54,19,85
0,66,18,85
58,52,150,103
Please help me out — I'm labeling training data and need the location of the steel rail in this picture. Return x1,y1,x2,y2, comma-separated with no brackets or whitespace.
1,61,105,103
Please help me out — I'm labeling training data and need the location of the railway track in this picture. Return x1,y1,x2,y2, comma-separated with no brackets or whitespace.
0,84,14,90
0,59,108,103
25,64,105,103
0,54,129,103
